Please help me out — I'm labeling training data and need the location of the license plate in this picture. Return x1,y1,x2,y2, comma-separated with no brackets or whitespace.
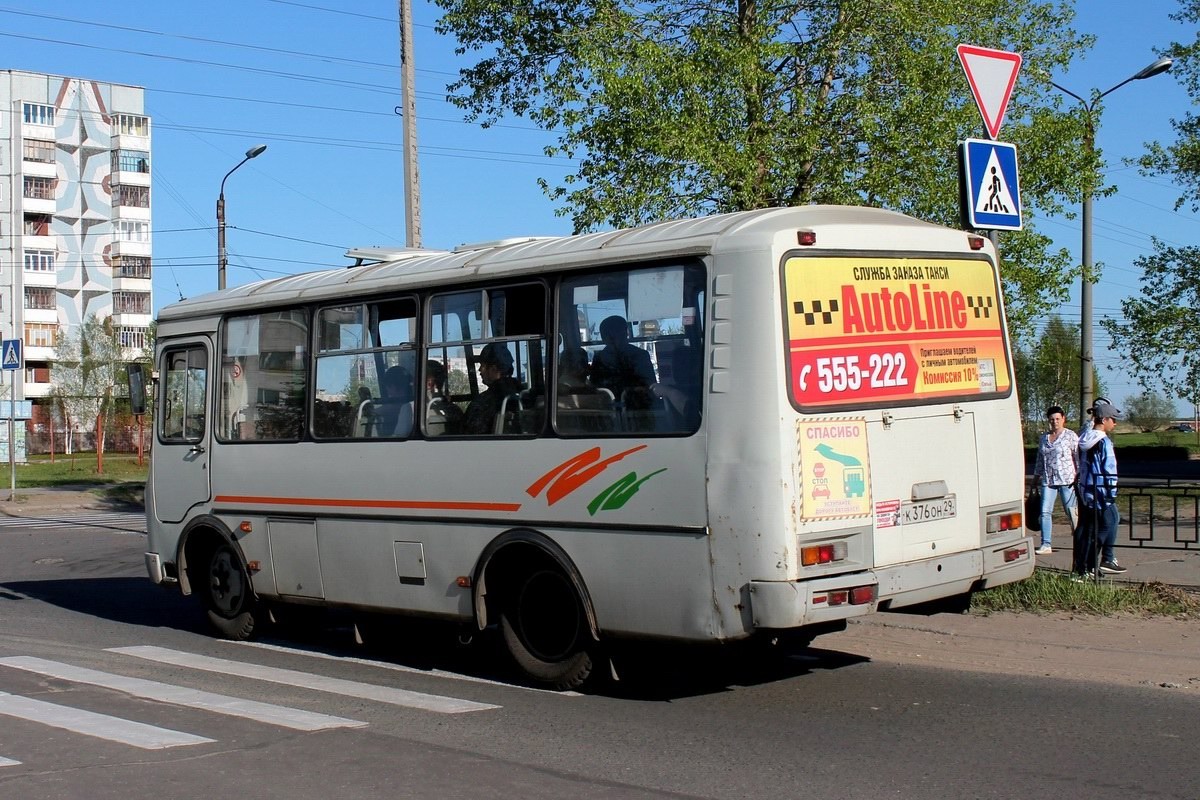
901,495,957,525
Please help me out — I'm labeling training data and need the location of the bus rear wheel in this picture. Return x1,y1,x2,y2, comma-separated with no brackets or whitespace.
203,542,258,640
499,567,594,690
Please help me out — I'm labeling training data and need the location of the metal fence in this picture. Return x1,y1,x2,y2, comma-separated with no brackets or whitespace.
1117,478,1200,551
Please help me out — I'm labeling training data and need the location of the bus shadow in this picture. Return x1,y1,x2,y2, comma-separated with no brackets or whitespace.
0,576,211,635
1,578,871,699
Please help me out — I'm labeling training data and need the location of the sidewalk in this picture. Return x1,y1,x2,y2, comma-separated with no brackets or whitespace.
1031,525,1200,590
0,485,144,517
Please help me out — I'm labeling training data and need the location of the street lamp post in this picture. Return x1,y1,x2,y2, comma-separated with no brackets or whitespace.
1051,57,1172,427
217,144,268,291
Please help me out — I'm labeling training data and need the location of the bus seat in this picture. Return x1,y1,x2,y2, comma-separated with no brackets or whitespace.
496,393,523,434
353,399,375,437
557,388,615,433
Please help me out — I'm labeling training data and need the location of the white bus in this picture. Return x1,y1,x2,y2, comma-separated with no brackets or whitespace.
144,206,1033,689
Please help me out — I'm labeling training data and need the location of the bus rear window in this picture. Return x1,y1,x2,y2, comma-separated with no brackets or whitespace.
782,254,1012,412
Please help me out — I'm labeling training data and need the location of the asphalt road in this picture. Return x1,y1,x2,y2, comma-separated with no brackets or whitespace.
1,527,1198,799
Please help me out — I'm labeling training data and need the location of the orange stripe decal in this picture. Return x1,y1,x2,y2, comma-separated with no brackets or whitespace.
213,495,521,512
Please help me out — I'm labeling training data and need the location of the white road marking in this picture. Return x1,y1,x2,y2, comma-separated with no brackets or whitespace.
229,639,581,696
108,646,500,714
0,692,213,749
0,756,21,767
0,512,145,533
0,657,366,732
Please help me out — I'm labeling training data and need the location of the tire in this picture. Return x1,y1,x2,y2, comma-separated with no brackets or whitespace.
203,542,259,640
499,567,594,690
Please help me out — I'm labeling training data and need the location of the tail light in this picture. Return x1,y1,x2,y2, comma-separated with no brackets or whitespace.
801,541,848,566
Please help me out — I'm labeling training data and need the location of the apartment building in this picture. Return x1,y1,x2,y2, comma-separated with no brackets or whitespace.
0,69,152,409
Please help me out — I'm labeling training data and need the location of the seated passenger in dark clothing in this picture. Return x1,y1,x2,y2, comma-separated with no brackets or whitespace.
590,315,656,408
462,343,523,435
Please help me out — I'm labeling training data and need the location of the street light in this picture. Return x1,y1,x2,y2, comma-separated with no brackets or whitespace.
1051,57,1172,427
216,144,268,291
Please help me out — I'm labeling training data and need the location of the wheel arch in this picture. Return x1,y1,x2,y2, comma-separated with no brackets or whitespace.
473,528,600,643
176,515,253,599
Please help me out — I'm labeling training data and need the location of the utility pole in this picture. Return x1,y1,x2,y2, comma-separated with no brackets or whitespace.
399,0,422,248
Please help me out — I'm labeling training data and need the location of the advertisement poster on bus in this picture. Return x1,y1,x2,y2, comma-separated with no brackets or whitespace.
782,255,1011,411
797,418,871,520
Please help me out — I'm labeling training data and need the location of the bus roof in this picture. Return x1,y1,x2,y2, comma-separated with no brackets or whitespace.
158,206,984,322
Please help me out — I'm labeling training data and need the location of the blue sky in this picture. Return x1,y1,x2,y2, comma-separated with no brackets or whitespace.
2,0,1195,415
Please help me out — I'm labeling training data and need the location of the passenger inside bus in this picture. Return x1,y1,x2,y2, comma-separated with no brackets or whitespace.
462,343,522,435
591,315,656,409
424,359,464,436
376,364,414,437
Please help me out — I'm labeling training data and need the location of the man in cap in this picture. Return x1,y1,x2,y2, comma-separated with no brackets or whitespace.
1073,397,1127,578
462,342,522,435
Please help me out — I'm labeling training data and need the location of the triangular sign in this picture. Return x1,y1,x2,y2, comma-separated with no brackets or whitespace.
974,148,1018,216
957,44,1022,140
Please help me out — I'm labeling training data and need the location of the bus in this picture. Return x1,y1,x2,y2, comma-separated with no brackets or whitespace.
143,206,1033,689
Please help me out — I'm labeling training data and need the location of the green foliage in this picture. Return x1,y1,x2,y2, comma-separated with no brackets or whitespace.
0,454,147,488
1013,313,1103,434
1123,389,1177,432
1136,0,1200,210
1102,241,1200,407
434,0,1096,332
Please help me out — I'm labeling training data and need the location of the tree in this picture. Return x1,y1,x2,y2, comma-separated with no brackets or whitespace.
1136,0,1200,210
435,0,1099,331
1012,314,1103,434
1101,242,1200,411
1123,390,1176,432
51,316,126,474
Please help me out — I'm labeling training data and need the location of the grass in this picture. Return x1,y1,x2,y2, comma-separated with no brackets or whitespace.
971,568,1200,618
0,452,148,488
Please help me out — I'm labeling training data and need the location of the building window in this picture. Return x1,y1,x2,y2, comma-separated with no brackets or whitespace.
23,176,54,200
115,185,150,208
116,220,150,242
24,250,55,272
113,255,152,279
114,291,151,315
113,149,150,173
23,103,55,126
24,287,55,310
24,323,57,348
117,326,149,349
23,139,55,163
116,114,149,137
24,214,51,236
25,364,51,384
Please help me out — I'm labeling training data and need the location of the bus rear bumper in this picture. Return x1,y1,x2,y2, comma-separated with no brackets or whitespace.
877,536,1033,609
750,536,1033,626
750,573,877,629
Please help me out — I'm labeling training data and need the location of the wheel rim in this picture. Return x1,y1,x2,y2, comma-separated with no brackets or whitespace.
208,546,246,618
514,569,584,663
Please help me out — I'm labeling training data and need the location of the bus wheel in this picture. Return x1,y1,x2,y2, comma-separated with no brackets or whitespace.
203,542,258,640
499,568,594,690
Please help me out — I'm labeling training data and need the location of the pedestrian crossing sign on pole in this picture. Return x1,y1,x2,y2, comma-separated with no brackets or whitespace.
959,138,1022,231
1,339,21,371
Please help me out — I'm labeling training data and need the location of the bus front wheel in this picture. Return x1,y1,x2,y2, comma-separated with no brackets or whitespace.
203,542,258,640
499,568,594,690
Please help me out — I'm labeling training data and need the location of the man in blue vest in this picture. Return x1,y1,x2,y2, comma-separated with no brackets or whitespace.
1073,398,1127,579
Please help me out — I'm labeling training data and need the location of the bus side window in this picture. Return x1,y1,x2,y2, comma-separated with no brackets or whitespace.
161,346,207,442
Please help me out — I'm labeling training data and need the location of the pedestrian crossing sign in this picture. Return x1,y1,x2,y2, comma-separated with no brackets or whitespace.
1,339,21,371
959,138,1022,231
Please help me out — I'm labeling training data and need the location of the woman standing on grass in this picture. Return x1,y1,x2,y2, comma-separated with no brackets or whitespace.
1032,404,1079,555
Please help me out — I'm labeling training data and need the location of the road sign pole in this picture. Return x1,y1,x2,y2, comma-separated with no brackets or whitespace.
8,370,14,501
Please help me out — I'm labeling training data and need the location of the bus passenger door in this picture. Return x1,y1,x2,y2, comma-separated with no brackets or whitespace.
153,339,212,523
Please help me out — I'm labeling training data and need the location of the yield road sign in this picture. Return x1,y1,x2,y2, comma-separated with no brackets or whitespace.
960,138,1022,231
1,339,21,371
957,44,1022,140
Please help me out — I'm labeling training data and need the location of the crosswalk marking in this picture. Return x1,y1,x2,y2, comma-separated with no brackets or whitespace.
0,756,20,767
0,657,367,732
110,646,500,714
0,692,213,749
0,512,145,534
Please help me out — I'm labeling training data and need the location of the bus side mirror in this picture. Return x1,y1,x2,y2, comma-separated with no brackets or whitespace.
127,363,147,416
